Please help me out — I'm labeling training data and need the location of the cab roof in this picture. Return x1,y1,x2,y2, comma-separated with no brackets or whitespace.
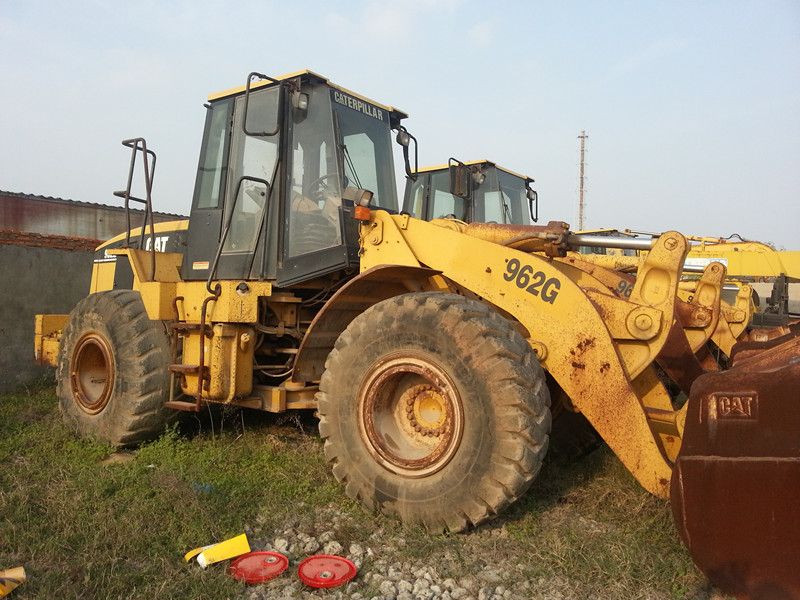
416,160,534,182
208,69,408,121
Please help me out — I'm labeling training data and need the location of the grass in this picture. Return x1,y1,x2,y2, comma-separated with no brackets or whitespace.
0,386,707,599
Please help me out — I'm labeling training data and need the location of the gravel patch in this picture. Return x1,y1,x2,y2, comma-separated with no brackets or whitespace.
238,504,608,600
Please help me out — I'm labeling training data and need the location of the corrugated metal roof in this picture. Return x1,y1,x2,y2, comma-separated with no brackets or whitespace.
0,190,186,219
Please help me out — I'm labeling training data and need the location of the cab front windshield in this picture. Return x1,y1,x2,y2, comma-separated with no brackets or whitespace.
286,85,399,258
410,166,533,225
475,168,532,225
331,91,398,210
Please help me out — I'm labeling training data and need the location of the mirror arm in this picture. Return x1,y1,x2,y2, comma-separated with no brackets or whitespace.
243,71,282,137
395,125,418,181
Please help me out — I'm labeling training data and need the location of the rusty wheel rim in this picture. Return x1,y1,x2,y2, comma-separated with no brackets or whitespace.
358,353,464,478
70,332,114,415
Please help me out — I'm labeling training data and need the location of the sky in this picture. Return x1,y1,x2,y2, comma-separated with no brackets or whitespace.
1,0,798,247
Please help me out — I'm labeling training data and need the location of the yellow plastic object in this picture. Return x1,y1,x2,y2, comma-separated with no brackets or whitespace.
185,534,250,569
183,545,212,563
0,567,26,597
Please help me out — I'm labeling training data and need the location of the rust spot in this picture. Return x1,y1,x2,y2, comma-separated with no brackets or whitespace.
577,337,596,352
600,362,610,374
570,361,585,370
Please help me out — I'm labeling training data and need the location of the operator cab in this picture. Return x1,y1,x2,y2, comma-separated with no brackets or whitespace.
182,70,412,287
402,159,538,225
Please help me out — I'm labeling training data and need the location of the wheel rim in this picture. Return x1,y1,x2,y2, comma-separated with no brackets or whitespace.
70,332,114,415
358,353,464,478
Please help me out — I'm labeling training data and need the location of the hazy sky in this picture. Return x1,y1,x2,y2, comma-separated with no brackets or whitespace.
1,1,798,247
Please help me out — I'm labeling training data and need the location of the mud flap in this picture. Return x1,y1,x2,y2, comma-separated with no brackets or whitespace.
671,336,800,599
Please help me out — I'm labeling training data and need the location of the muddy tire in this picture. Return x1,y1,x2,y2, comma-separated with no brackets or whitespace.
318,292,551,531
57,290,173,447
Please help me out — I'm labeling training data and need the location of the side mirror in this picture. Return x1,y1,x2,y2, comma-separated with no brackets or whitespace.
394,126,418,181
526,187,539,222
449,161,471,199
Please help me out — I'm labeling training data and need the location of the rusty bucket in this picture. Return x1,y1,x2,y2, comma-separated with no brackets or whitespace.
671,335,800,600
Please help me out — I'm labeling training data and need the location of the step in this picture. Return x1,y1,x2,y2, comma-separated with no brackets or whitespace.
171,322,211,334
164,400,201,412
169,364,207,376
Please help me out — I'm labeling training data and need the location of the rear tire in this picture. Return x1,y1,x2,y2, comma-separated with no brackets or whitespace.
57,290,173,446
318,292,551,531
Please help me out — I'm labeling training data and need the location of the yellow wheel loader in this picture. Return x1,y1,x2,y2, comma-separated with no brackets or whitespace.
34,72,799,598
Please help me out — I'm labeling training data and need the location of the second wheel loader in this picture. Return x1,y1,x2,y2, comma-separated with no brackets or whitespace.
33,70,799,598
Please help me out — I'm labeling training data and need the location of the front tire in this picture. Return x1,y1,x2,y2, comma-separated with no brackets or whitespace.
318,293,551,531
57,290,173,446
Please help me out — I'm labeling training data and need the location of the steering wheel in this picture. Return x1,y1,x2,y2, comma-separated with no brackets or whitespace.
304,173,339,204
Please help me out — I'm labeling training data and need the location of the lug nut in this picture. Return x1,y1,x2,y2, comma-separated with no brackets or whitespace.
634,313,653,331
693,309,710,324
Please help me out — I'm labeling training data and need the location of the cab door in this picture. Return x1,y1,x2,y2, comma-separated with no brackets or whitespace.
181,98,231,280
276,84,353,286
182,86,283,282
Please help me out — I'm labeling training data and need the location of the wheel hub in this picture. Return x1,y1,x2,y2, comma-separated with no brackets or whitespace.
403,385,446,436
358,354,464,478
70,332,114,415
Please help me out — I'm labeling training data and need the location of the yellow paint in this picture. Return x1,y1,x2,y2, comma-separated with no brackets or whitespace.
33,314,68,367
712,285,755,356
571,231,800,279
180,324,255,402
682,262,726,352
678,277,753,357
103,249,272,323
90,260,116,293
688,241,800,279
107,248,183,284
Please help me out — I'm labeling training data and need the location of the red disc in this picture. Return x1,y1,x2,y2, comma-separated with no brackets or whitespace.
297,554,357,589
228,551,289,584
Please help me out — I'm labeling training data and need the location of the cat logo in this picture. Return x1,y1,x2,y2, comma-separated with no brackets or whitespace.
144,235,170,252
712,392,758,420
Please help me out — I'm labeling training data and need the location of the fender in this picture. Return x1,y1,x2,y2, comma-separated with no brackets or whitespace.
292,264,445,382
